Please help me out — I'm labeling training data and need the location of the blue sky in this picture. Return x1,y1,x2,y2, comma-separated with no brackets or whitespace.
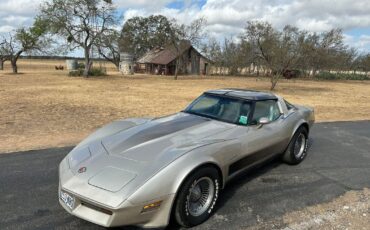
166,0,207,9
1,0,369,55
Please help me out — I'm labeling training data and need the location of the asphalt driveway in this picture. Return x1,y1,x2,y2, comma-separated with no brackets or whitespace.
0,121,369,230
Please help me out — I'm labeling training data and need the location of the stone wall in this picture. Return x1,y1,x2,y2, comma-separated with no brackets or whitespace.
119,52,134,75
119,62,134,75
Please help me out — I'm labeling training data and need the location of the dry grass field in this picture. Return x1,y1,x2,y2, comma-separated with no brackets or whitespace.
0,59,370,153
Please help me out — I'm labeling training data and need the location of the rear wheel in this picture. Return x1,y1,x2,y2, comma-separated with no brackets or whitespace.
283,126,308,164
174,166,220,227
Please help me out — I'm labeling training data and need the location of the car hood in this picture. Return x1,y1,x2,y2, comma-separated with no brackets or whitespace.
101,112,232,161
61,113,234,207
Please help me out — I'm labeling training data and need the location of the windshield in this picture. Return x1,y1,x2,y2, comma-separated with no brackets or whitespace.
184,94,252,125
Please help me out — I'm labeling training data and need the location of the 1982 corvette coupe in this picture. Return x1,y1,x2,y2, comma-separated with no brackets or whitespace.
59,89,315,228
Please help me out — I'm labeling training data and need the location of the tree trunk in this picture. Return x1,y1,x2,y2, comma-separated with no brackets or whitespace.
312,68,318,78
174,58,179,80
83,48,92,77
11,59,18,74
270,74,281,91
0,60,3,70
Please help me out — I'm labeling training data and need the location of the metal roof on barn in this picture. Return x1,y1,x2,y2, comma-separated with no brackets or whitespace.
137,41,193,65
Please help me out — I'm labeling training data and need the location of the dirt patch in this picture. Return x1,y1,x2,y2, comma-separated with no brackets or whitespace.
1,61,370,153
245,188,370,230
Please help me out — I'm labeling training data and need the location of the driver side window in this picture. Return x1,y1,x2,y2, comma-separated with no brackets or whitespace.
251,100,281,124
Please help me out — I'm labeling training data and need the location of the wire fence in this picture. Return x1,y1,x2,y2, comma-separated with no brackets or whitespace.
2,59,117,72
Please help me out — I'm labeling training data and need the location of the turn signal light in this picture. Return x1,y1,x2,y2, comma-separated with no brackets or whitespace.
141,200,162,213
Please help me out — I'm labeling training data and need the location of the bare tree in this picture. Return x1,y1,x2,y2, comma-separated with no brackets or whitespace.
170,17,207,80
201,38,222,74
202,20,362,84
39,0,118,77
357,54,370,76
97,29,120,69
1,35,23,73
0,39,8,70
338,48,358,73
0,56,5,70
302,29,347,76
243,22,305,90
202,37,254,76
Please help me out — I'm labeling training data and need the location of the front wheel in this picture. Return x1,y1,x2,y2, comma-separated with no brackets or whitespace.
282,126,308,164
174,166,220,227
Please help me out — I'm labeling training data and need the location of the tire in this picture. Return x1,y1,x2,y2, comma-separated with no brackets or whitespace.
174,166,220,227
282,126,308,165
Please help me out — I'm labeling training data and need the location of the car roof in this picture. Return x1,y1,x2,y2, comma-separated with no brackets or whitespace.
204,88,277,101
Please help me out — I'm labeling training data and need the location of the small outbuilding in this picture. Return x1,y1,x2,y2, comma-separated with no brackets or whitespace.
119,52,134,75
136,41,210,75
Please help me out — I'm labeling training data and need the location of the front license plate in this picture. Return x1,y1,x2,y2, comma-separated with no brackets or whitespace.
60,191,75,210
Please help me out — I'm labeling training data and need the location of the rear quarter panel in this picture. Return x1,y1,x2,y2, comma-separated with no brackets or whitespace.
295,105,315,131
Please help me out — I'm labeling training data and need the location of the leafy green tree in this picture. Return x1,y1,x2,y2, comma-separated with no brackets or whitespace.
97,29,120,69
0,20,47,73
39,0,118,77
121,15,207,79
120,15,174,58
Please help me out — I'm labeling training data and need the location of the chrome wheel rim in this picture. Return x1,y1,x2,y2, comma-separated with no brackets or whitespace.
187,177,215,217
294,133,306,158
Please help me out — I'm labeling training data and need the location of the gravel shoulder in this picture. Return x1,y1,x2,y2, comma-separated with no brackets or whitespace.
245,188,370,230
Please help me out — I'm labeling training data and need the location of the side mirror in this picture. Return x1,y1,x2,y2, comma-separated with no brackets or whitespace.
257,117,270,128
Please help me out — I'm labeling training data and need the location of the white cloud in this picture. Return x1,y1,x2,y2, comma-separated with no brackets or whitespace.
198,0,370,32
1,0,369,54
345,34,370,54
0,0,43,17
3,15,29,24
0,25,15,33
115,0,174,10
119,0,370,52
0,0,43,34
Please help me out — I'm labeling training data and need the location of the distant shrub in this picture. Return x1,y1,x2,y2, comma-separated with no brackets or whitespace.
282,69,303,79
77,62,85,69
68,69,84,77
89,67,106,76
69,67,106,77
315,72,370,81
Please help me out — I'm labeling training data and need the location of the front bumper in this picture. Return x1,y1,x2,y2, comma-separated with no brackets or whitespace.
58,185,175,228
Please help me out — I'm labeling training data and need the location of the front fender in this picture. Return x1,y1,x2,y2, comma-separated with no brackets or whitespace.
124,139,239,227
126,139,240,205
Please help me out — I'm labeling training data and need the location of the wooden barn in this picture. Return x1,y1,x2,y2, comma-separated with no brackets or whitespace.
136,41,210,75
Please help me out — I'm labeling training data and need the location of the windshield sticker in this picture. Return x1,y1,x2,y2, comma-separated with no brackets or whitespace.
239,116,248,125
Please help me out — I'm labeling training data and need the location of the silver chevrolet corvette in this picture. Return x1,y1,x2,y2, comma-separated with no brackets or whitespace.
59,89,315,228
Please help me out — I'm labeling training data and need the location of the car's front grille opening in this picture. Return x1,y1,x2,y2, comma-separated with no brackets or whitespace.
81,201,113,215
